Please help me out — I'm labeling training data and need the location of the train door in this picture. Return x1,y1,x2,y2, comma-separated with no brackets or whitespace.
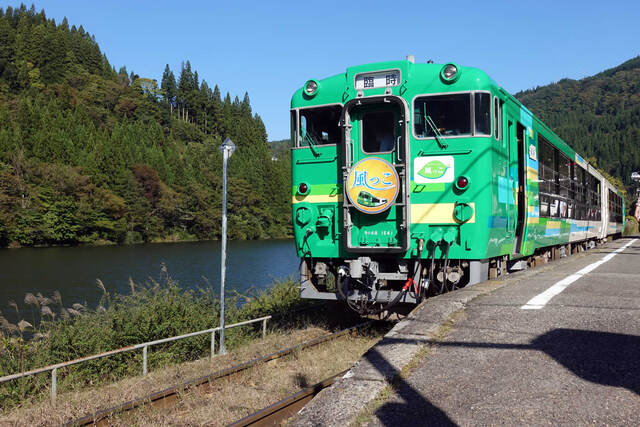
513,123,527,254
341,96,410,253
506,120,516,238
507,119,526,255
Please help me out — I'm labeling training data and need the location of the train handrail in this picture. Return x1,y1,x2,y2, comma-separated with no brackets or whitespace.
0,315,271,404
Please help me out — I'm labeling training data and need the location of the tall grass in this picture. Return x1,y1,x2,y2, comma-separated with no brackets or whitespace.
0,271,310,411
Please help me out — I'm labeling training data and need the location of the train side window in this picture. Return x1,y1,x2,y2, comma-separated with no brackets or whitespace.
576,166,586,220
538,137,555,196
559,200,568,218
474,93,491,136
550,198,559,217
581,168,588,220
569,161,576,201
540,194,549,216
585,173,601,221
609,189,617,222
558,153,571,199
612,191,622,222
595,181,601,221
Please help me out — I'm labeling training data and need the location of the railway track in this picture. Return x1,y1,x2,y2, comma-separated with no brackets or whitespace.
228,370,346,426
66,322,374,426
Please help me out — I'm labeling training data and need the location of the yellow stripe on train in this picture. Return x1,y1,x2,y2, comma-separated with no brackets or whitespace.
292,194,343,204
411,203,476,224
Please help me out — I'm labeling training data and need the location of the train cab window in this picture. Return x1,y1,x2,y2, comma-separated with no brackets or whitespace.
362,110,395,153
298,106,342,147
290,110,297,143
474,93,491,136
414,93,471,137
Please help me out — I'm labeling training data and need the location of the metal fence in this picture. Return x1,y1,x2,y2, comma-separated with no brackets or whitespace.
0,315,271,404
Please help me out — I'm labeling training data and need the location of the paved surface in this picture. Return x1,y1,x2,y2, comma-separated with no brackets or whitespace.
292,238,640,426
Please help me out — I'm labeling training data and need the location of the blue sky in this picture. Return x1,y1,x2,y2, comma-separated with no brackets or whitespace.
3,0,640,140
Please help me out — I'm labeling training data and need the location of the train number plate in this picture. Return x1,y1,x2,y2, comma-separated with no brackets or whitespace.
355,70,401,90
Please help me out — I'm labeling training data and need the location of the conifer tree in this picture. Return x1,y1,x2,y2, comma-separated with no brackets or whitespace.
161,64,176,114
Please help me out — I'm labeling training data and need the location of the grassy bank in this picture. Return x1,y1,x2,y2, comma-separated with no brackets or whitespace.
0,272,316,411
1,326,384,425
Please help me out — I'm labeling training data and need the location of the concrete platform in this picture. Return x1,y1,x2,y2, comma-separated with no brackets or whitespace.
291,238,640,426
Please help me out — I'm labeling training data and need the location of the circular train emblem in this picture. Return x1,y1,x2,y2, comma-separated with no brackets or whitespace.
346,157,399,214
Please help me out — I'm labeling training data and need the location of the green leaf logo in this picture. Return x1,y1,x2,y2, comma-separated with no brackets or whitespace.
418,160,448,179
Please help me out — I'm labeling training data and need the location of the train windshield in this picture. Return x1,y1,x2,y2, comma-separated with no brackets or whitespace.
414,92,491,138
297,106,342,147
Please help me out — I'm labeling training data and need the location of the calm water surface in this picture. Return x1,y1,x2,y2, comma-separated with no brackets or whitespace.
0,239,298,321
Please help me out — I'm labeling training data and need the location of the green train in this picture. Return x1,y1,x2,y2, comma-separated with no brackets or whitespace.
290,57,625,314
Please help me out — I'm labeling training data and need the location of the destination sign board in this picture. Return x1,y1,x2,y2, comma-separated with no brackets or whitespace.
355,70,401,90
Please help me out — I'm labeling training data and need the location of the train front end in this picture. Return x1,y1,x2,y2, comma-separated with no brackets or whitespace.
291,58,501,314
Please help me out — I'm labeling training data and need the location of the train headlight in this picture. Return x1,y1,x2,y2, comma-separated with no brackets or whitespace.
454,202,473,223
304,79,319,97
440,63,460,83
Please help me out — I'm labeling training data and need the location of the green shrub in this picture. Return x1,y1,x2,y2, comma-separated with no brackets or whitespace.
623,215,638,236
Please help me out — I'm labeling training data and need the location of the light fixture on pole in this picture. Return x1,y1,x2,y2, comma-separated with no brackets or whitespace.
219,137,236,355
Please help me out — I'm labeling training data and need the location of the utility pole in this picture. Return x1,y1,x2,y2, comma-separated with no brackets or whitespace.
218,138,236,355
632,172,640,221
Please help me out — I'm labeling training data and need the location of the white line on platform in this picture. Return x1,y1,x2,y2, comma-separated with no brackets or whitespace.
520,238,638,310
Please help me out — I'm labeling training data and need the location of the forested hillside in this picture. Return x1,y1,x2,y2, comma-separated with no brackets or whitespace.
269,138,292,160
0,4,291,247
515,56,640,196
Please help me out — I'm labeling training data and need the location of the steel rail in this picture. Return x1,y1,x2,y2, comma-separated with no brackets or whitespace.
227,370,347,427
66,321,371,427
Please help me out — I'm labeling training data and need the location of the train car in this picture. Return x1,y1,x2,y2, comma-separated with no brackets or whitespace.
290,57,625,314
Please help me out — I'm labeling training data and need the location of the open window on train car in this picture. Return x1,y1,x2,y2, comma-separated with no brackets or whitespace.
413,91,491,138
294,105,342,147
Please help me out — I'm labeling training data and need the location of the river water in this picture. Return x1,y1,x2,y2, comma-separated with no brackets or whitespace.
0,239,299,322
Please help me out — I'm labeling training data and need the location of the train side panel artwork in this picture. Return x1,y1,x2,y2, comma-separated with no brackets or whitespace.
290,58,625,314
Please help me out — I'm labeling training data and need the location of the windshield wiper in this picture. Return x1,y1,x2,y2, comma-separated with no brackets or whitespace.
301,129,320,156
423,106,447,148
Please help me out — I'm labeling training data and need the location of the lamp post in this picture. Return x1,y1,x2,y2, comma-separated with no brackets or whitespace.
219,137,236,355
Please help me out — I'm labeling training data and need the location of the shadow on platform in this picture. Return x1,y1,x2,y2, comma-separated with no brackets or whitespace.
369,328,638,425
531,328,640,395
380,328,639,396
364,346,456,426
